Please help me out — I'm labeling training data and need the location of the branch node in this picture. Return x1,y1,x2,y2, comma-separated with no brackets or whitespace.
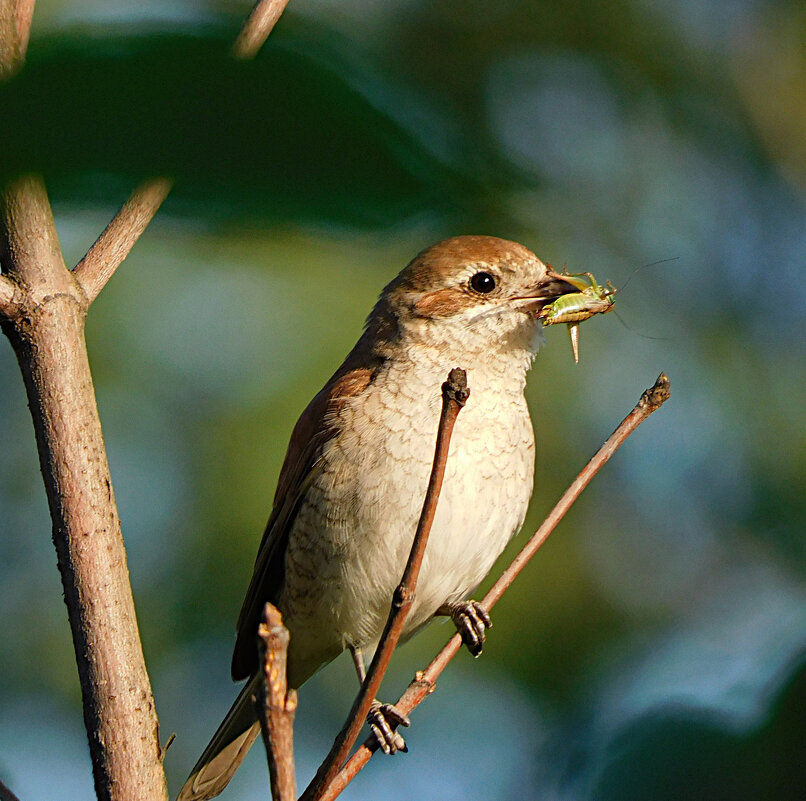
639,372,671,410
442,367,469,406
393,585,412,608
0,274,20,318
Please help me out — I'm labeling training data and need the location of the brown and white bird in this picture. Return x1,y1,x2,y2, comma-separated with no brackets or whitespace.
178,236,578,801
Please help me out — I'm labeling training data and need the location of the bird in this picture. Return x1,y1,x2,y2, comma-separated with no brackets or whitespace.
178,235,578,801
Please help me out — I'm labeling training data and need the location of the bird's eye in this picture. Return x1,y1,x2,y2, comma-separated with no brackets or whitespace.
470,271,497,294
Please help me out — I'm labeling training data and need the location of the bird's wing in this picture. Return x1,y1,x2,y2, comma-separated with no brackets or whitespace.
230,363,376,681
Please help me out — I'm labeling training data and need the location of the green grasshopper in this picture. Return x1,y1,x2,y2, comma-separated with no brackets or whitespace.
539,270,617,363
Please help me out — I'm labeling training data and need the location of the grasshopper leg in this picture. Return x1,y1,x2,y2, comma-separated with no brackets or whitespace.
568,322,580,363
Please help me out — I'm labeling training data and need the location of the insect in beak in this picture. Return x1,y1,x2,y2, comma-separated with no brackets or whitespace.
538,270,617,363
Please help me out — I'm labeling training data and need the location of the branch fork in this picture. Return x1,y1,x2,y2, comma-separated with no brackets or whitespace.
312,371,671,801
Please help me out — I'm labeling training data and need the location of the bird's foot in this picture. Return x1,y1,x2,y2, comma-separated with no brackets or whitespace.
367,700,410,754
443,600,492,657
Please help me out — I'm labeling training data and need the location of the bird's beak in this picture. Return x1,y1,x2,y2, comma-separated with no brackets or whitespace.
517,271,581,315
540,271,584,299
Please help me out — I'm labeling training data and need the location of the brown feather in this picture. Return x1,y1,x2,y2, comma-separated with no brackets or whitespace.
231,357,376,681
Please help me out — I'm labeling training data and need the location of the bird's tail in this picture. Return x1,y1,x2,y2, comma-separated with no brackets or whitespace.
177,673,262,801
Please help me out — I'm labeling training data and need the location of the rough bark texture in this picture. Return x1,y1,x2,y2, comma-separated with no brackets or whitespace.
256,604,298,801
0,176,168,801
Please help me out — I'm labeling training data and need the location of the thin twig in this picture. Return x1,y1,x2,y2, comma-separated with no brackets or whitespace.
255,603,298,801
72,177,172,305
233,0,291,60
302,368,471,801
319,373,672,801
0,778,22,801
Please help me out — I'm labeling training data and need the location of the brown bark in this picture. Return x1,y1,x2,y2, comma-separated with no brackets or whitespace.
73,178,173,304
0,0,20,78
0,176,168,801
256,604,298,801
233,0,291,60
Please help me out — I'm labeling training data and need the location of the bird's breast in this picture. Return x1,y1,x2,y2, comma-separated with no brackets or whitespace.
281,348,535,667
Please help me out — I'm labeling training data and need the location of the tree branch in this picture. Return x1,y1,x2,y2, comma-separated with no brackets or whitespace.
0,274,18,316
318,373,672,801
0,0,19,78
255,603,298,801
14,0,34,58
303,369,470,801
0,778,22,801
0,175,168,801
0,0,32,77
72,177,172,305
233,0,291,60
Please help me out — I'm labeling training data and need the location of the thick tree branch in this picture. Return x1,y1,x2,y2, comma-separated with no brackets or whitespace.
255,604,298,801
14,0,33,58
303,369,470,801
0,0,32,77
0,175,168,801
0,0,19,78
233,0,291,60
0,274,17,316
72,177,172,305
318,373,672,801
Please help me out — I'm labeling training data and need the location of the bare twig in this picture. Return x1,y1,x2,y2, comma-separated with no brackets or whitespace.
72,177,172,305
255,603,298,801
302,369,470,801
0,175,168,801
0,777,22,801
319,373,672,801
233,0,291,60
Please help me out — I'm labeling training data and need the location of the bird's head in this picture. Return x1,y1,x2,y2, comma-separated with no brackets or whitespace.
367,235,578,356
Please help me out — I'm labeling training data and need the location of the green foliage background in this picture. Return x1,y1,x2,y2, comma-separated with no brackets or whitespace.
1,1,805,799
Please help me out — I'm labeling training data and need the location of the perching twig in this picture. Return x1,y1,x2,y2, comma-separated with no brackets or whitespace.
233,0,291,60
318,373,672,801
302,368,470,801
72,177,172,305
255,603,298,801
0,777,22,801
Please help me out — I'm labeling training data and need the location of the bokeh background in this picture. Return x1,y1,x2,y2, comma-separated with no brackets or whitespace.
2,0,806,798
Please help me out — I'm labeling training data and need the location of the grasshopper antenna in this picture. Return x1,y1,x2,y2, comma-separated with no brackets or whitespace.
612,256,678,340
612,310,671,341
619,256,679,295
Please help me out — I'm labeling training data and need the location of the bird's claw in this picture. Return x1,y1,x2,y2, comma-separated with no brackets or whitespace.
368,700,410,755
449,600,492,657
